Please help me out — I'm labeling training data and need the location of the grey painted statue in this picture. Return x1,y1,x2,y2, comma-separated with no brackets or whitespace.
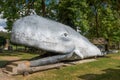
11,15,102,67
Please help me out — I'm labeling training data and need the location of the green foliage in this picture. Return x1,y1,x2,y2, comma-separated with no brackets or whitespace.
0,31,10,47
0,0,120,44
98,3,120,43
0,36,6,46
56,0,77,28
0,32,11,39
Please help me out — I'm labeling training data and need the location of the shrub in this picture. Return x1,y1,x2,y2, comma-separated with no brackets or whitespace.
0,36,6,46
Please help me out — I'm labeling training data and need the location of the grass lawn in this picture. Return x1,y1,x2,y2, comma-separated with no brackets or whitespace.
0,51,39,68
0,51,120,80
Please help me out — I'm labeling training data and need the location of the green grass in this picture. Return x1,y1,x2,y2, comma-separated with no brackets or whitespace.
16,52,120,80
0,60,8,68
0,51,39,67
0,51,39,59
0,51,120,80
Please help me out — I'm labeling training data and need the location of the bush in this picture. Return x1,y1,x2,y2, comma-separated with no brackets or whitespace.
0,36,6,46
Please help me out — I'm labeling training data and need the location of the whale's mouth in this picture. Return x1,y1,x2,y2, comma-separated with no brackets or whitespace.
37,40,75,54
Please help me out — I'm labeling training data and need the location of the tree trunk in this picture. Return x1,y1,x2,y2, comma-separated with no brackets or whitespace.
4,39,9,50
42,0,46,17
16,45,18,51
105,39,109,52
95,8,99,38
117,42,120,50
118,42,120,49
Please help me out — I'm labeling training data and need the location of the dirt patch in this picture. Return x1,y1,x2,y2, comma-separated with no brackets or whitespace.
0,56,20,61
0,69,15,80
0,57,21,80
111,56,120,60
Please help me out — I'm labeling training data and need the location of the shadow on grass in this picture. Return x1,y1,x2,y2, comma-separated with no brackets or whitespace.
78,68,120,80
0,51,24,56
0,60,9,68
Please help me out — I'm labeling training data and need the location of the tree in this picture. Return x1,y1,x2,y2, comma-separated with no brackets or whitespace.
0,0,120,49
0,36,6,47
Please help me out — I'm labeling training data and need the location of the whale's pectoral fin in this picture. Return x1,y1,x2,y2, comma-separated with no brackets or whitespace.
30,52,74,67
74,50,84,59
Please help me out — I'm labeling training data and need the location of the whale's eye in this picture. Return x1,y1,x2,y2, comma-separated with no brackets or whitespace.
60,32,70,41
64,33,68,37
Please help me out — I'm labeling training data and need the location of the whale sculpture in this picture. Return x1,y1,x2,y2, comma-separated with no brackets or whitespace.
11,15,102,67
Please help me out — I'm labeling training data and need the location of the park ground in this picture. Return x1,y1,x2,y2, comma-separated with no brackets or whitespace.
0,51,120,80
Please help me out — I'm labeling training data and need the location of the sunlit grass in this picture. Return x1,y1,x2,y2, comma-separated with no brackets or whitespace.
0,51,39,59
0,51,120,80
15,52,120,80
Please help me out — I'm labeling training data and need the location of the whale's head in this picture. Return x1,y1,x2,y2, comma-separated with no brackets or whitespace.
11,15,102,58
